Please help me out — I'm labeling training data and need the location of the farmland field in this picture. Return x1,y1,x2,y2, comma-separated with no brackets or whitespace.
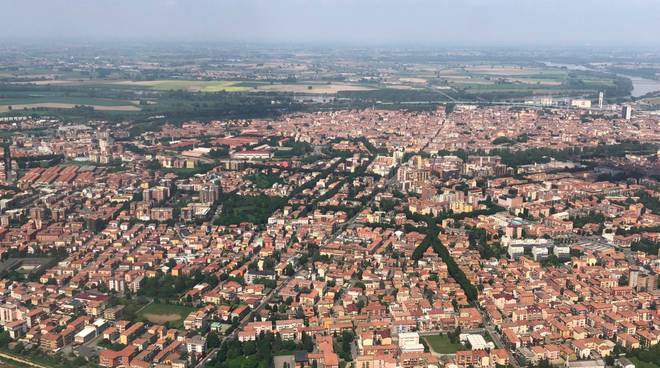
113,80,249,92
127,80,376,94
246,82,374,94
11,79,374,94
0,96,141,112
0,103,140,112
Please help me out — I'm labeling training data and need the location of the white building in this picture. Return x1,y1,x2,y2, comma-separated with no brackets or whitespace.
186,335,207,354
508,245,524,260
622,105,632,120
398,332,425,353
532,246,549,261
571,99,592,109
75,326,97,344
459,334,495,351
553,245,570,258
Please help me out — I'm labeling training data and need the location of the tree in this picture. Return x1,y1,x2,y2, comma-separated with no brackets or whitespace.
302,332,314,352
207,331,221,349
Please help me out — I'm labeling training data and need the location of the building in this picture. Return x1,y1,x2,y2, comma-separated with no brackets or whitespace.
199,184,221,204
0,303,18,324
622,105,632,120
232,149,273,160
571,99,592,109
508,245,524,260
75,325,98,344
616,358,636,368
186,335,207,354
553,245,571,258
2,143,12,183
598,92,604,109
398,332,425,353
245,270,276,284
143,185,170,203
150,207,174,222
119,322,144,345
532,246,549,261
567,360,605,368
99,345,138,368
459,334,494,350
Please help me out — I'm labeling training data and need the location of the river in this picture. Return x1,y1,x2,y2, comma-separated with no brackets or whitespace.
627,76,660,97
543,62,660,98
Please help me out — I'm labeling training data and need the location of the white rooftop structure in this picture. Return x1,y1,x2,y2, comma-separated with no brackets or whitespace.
398,332,425,353
459,334,495,351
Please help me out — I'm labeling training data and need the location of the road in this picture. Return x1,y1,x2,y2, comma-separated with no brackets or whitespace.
195,272,293,368
198,158,394,368
324,174,397,244
475,305,521,368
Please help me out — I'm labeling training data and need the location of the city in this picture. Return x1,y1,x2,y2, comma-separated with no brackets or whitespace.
0,1,658,368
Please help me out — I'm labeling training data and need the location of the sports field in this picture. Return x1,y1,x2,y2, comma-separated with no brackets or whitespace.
137,303,195,328
423,334,463,354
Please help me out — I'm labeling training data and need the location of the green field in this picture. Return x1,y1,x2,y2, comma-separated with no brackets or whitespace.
631,357,660,368
214,194,288,226
136,303,195,329
0,96,136,106
423,335,463,354
115,80,249,92
0,96,140,113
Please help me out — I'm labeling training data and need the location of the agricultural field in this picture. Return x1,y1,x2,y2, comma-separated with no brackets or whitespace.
245,82,374,94
113,80,249,92
113,80,373,94
372,63,627,99
13,79,374,94
0,57,638,122
0,96,141,112
136,303,195,329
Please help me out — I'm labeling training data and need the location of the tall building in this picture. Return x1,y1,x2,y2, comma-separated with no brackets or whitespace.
622,105,632,120
143,186,170,203
598,92,604,109
199,184,221,204
2,143,11,182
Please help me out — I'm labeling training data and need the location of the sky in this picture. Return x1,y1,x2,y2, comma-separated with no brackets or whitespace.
2,0,660,47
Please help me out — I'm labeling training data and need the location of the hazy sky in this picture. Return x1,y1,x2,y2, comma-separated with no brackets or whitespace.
2,0,660,46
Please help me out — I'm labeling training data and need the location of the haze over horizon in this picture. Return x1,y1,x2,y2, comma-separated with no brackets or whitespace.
2,0,660,47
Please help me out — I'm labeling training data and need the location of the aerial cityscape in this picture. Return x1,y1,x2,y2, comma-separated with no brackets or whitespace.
0,1,658,368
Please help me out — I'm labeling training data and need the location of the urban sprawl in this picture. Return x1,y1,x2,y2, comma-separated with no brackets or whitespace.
0,102,658,368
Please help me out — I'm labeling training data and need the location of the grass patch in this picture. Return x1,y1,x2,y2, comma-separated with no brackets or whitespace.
214,194,287,226
423,334,463,354
630,357,660,368
0,347,92,368
136,303,195,329
245,173,283,189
